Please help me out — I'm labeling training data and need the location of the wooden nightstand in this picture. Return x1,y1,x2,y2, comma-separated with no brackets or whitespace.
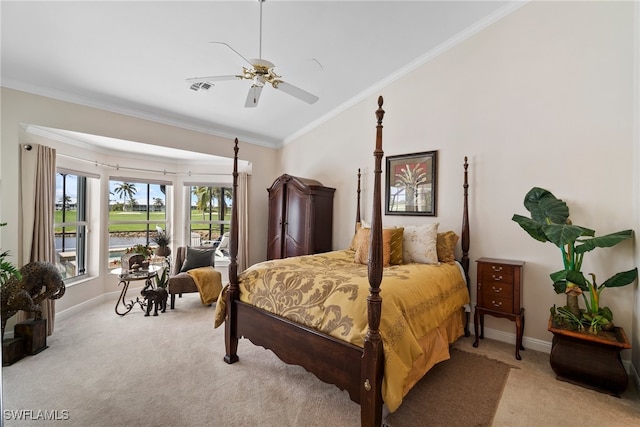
473,258,525,360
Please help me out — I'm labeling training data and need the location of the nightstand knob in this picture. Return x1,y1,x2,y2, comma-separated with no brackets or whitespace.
491,274,503,281
491,266,503,272
491,286,503,293
491,300,502,308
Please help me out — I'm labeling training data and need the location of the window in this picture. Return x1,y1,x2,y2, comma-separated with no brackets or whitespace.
55,172,89,280
108,179,170,269
188,185,231,248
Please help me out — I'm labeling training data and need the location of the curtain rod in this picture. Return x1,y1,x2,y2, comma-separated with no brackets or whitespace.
56,152,234,177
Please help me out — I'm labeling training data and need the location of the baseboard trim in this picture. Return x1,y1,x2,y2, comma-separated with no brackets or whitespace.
56,285,148,322
627,360,640,392
469,323,552,354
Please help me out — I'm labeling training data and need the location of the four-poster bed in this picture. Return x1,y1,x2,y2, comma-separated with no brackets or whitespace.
219,97,471,426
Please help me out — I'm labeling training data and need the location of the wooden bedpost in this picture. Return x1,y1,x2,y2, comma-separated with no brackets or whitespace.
361,96,385,427
461,156,470,336
355,168,362,232
224,138,240,364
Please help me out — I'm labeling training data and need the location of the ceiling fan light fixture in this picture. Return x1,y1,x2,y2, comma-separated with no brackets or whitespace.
190,81,213,91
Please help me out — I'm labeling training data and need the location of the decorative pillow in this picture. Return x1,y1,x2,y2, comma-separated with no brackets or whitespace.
354,227,392,267
437,231,459,263
389,227,404,265
349,222,362,251
402,223,439,264
180,247,215,272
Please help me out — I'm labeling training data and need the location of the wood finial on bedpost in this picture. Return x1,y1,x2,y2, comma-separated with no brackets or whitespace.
356,168,362,231
225,137,240,364
361,96,384,427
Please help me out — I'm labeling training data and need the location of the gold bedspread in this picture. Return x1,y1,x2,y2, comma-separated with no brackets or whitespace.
220,249,469,412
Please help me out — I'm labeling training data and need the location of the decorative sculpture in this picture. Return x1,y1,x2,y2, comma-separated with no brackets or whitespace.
141,283,168,316
1,261,66,340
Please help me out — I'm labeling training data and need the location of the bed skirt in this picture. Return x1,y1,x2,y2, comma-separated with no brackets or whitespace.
394,308,465,410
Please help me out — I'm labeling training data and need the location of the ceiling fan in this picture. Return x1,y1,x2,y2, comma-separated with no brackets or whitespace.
186,0,320,108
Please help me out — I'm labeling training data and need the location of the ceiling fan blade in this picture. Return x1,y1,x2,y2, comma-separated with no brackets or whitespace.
209,42,254,68
273,81,319,104
186,75,242,91
186,75,240,83
245,85,263,108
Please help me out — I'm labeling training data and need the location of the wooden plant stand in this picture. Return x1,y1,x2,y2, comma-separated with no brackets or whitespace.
14,318,48,355
548,318,631,396
2,336,26,366
2,318,48,366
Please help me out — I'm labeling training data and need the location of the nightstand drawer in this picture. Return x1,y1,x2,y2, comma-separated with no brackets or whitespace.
482,294,514,314
480,264,516,283
481,280,514,297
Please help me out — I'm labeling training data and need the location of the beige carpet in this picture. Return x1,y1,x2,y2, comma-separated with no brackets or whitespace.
3,293,640,426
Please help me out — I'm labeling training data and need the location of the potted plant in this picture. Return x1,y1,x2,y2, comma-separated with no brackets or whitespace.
1,247,21,289
126,243,153,259
151,229,171,257
512,187,637,331
154,266,169,289
1,222,25,365
122,243,152,270
512,187,637,394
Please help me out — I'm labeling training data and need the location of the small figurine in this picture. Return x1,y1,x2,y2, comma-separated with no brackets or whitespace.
140,283,168,316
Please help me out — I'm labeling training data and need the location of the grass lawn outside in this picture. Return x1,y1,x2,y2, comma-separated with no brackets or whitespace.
55,209,230,233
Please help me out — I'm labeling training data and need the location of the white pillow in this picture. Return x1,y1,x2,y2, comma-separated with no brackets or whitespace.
403,223,439,264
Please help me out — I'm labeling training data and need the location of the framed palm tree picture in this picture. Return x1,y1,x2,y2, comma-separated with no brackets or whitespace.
385,151,437,216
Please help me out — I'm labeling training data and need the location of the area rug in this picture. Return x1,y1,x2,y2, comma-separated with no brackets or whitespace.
383,348,514,427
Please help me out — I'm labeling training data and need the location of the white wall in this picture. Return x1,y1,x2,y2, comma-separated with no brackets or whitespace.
1,1,638,375
279,1,639,368
1,88,277,313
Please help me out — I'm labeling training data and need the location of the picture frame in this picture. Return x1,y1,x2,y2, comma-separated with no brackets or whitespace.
385,150,437,216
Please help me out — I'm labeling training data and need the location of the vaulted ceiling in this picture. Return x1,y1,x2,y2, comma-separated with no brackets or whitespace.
2,1,516,150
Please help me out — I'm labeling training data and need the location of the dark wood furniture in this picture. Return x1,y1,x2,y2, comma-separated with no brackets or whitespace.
224,97,471,426
473,258,525,360
548,318,631,395
267,174,335,260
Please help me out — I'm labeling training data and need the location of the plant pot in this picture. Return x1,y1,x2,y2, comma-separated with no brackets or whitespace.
548,317,630,396
155,246,171,257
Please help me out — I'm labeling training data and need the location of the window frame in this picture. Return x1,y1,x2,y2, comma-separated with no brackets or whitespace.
107,178,171,270
187,184,232,246
54,170,89,281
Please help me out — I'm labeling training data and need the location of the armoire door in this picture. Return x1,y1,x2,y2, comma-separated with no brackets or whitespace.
267,182,286,260
282,183,309,258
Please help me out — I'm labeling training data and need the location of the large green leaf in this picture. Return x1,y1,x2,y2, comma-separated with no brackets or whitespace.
523,187,570,225
511,214,548,242
601,268,638,289
550,269,589,293
541,224,588,247
575,230,634,254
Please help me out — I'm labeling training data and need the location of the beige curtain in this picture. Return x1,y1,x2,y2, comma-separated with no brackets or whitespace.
19,143,57,335
237,172,249,272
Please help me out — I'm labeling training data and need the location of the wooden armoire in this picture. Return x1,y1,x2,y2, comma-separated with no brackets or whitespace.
267,174,335,260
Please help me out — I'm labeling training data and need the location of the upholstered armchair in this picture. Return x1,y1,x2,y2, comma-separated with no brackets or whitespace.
168,246,220,309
